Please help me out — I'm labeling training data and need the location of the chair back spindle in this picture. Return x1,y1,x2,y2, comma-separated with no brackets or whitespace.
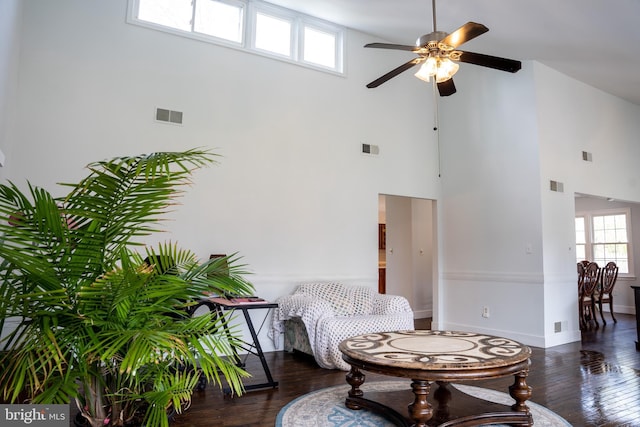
601,262,619,294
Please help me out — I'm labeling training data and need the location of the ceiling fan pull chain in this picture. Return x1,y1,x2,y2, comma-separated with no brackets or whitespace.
433,80,442,178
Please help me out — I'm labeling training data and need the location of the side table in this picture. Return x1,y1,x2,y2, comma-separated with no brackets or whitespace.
201,297,279,392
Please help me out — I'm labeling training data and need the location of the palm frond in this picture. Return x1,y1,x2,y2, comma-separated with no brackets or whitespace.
0,149,255,426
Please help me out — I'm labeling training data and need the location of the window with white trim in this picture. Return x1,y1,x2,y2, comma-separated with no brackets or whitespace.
195,0,244,42
303,25,337,69
127,0,344,74
253,9,292,57
575,209,633,275
135,0,245,44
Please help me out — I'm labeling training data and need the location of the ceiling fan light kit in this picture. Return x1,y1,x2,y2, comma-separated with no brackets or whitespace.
365,0,521,96
414,56,459,83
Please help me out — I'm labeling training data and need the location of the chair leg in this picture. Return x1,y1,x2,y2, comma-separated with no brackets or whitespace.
598,299,606,325
590,301,599,329
609,297,617,323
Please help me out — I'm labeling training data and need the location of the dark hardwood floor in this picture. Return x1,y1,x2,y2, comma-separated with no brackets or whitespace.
174,314,640,427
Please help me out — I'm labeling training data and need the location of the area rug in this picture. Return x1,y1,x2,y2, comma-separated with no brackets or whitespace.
275,381,571,427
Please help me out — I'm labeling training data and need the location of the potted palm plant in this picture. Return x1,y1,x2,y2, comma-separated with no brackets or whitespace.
0,149,254,426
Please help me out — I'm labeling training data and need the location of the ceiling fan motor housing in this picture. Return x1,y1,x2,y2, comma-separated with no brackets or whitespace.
417,31,449,48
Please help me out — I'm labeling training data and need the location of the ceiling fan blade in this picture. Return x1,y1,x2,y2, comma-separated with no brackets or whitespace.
366,58,423,88
437,79,456,96
456,50,522,73
439,22,488,48
364,42,419,52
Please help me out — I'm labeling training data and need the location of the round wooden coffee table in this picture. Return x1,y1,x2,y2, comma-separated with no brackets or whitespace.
339,330,533,427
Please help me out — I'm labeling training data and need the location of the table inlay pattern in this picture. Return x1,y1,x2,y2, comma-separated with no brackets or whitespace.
340,330,531,370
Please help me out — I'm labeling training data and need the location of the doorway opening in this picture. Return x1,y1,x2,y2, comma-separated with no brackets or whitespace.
378,194,436,319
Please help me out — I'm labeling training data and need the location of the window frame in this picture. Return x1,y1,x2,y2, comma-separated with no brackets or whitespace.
127,0,246,49
575,208,634,277
127,0,345,75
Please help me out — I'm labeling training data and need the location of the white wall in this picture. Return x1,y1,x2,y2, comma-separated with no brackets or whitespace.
5,0,442,351
0,0,23,340
535,62,640,345
437,62,547,345
0,0,22,177
437,59,640,348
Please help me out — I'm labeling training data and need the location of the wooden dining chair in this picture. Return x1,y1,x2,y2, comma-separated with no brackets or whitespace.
597,261,619,325
579,262,600,330
577,262,586,293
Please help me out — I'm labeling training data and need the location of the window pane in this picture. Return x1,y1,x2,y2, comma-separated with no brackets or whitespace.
303,26,336,68
575,217,586,244
593,244,604,260
592,216,604,243
255,12,291,56
195,0,243,42
579,210,631,274
593,213,628,243
137,0,193,31
593,243,629,273
576,244,586,263
603,215,615,229
604,229,617,242
615,214,628,241
617,259,629,274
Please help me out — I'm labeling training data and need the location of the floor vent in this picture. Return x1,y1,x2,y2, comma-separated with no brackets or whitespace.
156,108,183,125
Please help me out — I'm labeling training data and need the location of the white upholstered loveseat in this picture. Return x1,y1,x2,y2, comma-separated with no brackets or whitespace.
271,282,414,370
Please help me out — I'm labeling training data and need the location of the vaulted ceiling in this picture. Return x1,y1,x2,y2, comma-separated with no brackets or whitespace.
269,0,640,105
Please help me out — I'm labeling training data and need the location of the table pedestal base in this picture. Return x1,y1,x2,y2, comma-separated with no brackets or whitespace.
345,367,532,427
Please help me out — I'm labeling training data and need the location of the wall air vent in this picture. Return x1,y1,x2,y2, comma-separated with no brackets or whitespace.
362,143,380,155
582,151,593,162
155,108,183,125
550,180,564,192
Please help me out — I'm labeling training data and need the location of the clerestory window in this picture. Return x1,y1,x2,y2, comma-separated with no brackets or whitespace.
128,0,344,74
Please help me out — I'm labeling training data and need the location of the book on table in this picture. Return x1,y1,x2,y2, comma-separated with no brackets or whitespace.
206,296,268,306
230,296,266,304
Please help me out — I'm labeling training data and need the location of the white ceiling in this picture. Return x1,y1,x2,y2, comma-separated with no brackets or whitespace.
268,0,640,105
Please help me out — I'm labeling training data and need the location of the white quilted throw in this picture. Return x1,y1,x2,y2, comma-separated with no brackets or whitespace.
272,282,414,370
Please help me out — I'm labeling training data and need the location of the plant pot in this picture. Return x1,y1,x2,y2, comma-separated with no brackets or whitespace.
73,410,148,427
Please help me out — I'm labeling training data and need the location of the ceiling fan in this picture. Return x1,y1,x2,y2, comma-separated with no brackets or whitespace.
364,0,521,96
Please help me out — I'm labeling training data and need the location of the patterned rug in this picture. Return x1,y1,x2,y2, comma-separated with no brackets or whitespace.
276,381,571,427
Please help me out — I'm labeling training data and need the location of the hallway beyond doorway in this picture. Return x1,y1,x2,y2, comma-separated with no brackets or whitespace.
378,194,435,319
